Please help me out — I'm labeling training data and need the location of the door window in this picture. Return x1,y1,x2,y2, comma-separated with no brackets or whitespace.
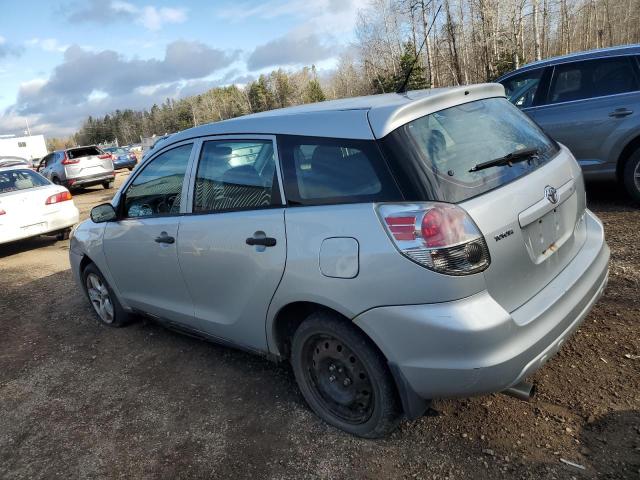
193,140,278,213
278,135,401,205
501,69,543,108
123,143,192,218
549,57,639,104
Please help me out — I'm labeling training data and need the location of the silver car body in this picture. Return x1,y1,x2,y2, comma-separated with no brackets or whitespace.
497,44,640,181
69,84,609,409
40,146,115,189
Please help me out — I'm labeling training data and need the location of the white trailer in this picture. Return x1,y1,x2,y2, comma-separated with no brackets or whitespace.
0,134,48,161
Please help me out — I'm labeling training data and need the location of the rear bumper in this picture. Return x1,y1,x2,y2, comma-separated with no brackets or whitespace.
0,204,79,244
66,172,114,188
354,210,609,400
113,158,136,169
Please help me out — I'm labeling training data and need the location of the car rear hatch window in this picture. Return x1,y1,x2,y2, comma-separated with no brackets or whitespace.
380,97,587,312
380,98,559,203
67,147,103,159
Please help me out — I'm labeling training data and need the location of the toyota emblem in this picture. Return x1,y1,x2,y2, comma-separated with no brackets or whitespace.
544,185,558,204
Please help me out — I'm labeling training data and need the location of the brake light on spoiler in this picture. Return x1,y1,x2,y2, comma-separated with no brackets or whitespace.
377,203,490,276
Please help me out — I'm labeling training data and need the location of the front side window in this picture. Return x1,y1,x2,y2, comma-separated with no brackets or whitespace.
278,135,401,205
549,57,639,104
193,140,278,213
123,143,192,218
0,169,49,193
501,68,543,108
381,97,559,203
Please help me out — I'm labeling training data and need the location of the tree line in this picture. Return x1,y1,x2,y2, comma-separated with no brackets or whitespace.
50,0,640,150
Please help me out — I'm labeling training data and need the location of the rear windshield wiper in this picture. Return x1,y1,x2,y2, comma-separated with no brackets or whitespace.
469,147,539,173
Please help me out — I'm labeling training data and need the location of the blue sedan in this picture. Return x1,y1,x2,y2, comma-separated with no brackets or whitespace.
103,147,137,171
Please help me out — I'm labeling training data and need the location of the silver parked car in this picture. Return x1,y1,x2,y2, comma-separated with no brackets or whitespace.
70,84,609,437
39,145,115,190
497,44,640,202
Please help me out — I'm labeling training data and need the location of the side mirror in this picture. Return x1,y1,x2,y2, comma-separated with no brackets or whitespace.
91,203,117,223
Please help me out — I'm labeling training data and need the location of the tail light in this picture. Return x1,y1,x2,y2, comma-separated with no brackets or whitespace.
45,191,73,205
0,208,5,215
377,203,490,275
61,151,78,165
98,154,112,160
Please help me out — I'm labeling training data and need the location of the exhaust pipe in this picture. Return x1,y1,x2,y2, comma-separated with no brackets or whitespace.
502,381,536,401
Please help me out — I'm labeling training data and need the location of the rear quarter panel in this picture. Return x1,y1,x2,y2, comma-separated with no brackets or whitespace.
266,203,487,353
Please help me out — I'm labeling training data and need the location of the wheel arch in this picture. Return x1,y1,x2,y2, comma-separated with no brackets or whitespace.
271,301,359,360
616,133,640,180
271,300,430,420
79,254,94,274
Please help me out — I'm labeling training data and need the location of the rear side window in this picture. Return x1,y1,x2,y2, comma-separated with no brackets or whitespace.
380,98,559,203
67,146,102,159
193,140,279,213
549,57,639,103
501,68,543,108
0,169,49,193
278,135,401,205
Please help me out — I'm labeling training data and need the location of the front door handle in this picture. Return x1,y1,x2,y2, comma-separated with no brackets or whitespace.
155,232,175,244
609,108,633,118
246,236,277,247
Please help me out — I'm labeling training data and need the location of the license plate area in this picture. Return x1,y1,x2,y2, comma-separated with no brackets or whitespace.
21,222,46,235
521,192,578,264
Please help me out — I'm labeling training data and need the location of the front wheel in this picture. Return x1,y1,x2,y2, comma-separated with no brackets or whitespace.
291,311,402,438
82,263,131,327
623,149,640,203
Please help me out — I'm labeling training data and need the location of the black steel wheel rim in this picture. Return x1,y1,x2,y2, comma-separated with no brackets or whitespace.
302,333,375,424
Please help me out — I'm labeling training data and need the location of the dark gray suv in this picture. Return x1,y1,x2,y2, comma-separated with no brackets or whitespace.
498,44,640,202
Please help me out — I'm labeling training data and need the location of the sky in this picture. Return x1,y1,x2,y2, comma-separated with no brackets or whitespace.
0,0,366,137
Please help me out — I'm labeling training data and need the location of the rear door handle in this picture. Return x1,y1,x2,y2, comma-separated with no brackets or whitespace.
609,108,633,118
155,232,175,244
246,236,277,247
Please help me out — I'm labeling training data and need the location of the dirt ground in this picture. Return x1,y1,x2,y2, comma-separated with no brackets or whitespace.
0,172,638,479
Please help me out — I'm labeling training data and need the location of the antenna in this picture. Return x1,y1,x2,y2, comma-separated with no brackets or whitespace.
396,4,442,94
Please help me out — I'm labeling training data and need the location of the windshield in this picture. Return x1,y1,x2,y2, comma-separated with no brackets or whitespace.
380,97,559,203
0,169,49,194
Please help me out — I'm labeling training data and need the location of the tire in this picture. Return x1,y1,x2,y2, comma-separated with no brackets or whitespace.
51,177,60,185
102,180,114,189
55,228,71,241
291,311,402,438
623,148,640,203
81,263,131,327
127,166,134,171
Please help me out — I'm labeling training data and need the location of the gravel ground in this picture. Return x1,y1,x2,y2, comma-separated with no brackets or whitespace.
0,172,638,479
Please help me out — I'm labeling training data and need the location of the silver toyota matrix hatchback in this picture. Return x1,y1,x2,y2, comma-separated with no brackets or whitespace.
70,84,609,438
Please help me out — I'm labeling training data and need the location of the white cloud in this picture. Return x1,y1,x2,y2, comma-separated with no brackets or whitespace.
139,6,187,31
111,1,136,14
217,0,366,34
65,1,188,31
27,38,69,53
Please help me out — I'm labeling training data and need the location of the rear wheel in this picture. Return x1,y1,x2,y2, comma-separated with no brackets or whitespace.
127,166,134,171
291,311,401,438
51,177,60,185
102,180,114,189
82,263,131,327
623,148,640,203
